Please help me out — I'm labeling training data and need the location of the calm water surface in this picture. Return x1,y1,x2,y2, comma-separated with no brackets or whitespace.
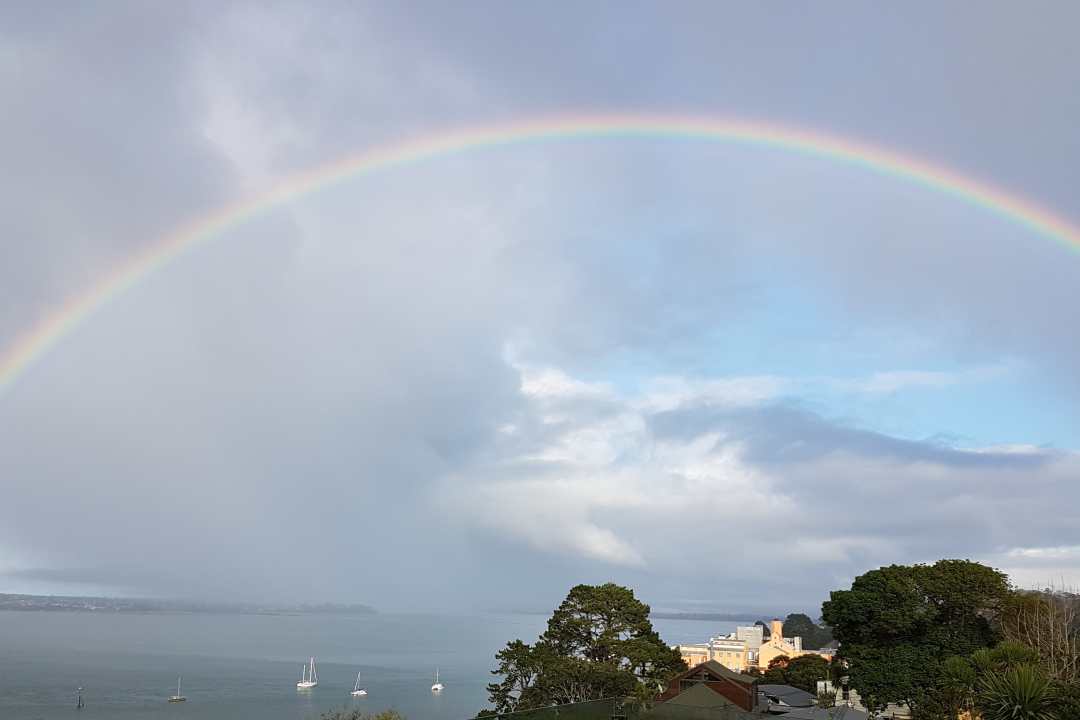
0,611,733,720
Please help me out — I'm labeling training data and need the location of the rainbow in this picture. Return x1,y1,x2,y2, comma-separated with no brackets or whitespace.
3,113,1080,396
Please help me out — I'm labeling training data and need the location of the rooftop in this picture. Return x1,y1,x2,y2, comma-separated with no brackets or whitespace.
757,684,815,707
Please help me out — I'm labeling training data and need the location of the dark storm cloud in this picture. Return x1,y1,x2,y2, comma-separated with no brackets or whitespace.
0,3,231,338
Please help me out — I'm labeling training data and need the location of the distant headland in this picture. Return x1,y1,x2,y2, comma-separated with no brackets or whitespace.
0,593,377,616
648,611,765,621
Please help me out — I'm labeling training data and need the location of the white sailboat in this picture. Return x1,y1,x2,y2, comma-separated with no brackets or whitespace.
351,671,367,697
168,676,186,703
430,668,444,693
297,657,318,689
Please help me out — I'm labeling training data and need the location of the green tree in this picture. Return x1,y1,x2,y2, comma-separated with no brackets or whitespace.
760,655,790,684
783,655,832,693
913,655,977,720
976,665,1057,720
321,711,405,720
821,559,1010,714
486,639,548,712
972,641,1042,675
782,613,834,650
539,583,685,682
484,584,686,713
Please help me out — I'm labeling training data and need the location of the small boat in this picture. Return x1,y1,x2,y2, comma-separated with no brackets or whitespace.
297,657,318,689
168,676,187,703
431,668,444,693
76,687,84,709
350,671,367,697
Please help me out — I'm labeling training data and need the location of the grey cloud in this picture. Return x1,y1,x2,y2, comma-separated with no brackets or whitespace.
443,372,1079,609
1,3,230,338
1,2,1079,612
650,404,1052,469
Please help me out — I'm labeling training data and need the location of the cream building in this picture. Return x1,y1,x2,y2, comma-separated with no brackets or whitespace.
676,643,712,668
757,619,833,670
710,636,750,671
675,632,753,673
676,619,834,673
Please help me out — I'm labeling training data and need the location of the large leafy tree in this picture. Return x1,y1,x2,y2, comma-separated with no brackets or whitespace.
821,559,1010,714
782,613,834,650
783,655,833,693
761,654,831,692
484,584,686,713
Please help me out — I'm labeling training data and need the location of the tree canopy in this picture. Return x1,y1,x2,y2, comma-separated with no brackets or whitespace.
821,559,1010,713
782,613,834,650
484,583,686,713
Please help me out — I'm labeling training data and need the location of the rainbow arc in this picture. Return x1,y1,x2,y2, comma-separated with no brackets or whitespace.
2,114,1079,395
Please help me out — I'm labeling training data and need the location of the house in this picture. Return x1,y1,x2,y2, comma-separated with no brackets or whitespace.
676,643,713,668
758,619,833,670
816,680,911,719
757,684,815,711
674,639,751,673
736,625,764,666
662,683,760,719
658,660,760,712
676,620,833,674
675,629,757,673
711,636,751,672
780,707,870,720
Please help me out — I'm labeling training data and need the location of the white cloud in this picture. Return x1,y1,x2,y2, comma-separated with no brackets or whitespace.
831,364,1012,395
439,362,1080,606
636,375,791,412
1007,545,1080,560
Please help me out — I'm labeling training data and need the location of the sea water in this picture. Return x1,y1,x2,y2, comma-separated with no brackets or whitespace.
0,611,734,720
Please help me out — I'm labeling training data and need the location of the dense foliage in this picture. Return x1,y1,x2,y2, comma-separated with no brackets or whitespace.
320,710,405,720
822,561,1080,719
484,584,686,713
760,654,832,693
821,559,1010,713
782,613,834,650
908,642,1067,720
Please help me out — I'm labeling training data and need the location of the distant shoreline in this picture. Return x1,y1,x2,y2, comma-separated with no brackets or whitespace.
649,612,764,622
500,609,765,622
0,593,377,616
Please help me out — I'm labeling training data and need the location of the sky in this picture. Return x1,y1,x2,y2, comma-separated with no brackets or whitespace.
1,1,1079,615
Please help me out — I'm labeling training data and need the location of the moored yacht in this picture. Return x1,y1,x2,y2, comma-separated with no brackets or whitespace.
297,657,318,689
168,676,186,703
351,671,367,697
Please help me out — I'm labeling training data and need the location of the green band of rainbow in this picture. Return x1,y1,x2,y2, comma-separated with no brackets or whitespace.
3,113,1079,396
